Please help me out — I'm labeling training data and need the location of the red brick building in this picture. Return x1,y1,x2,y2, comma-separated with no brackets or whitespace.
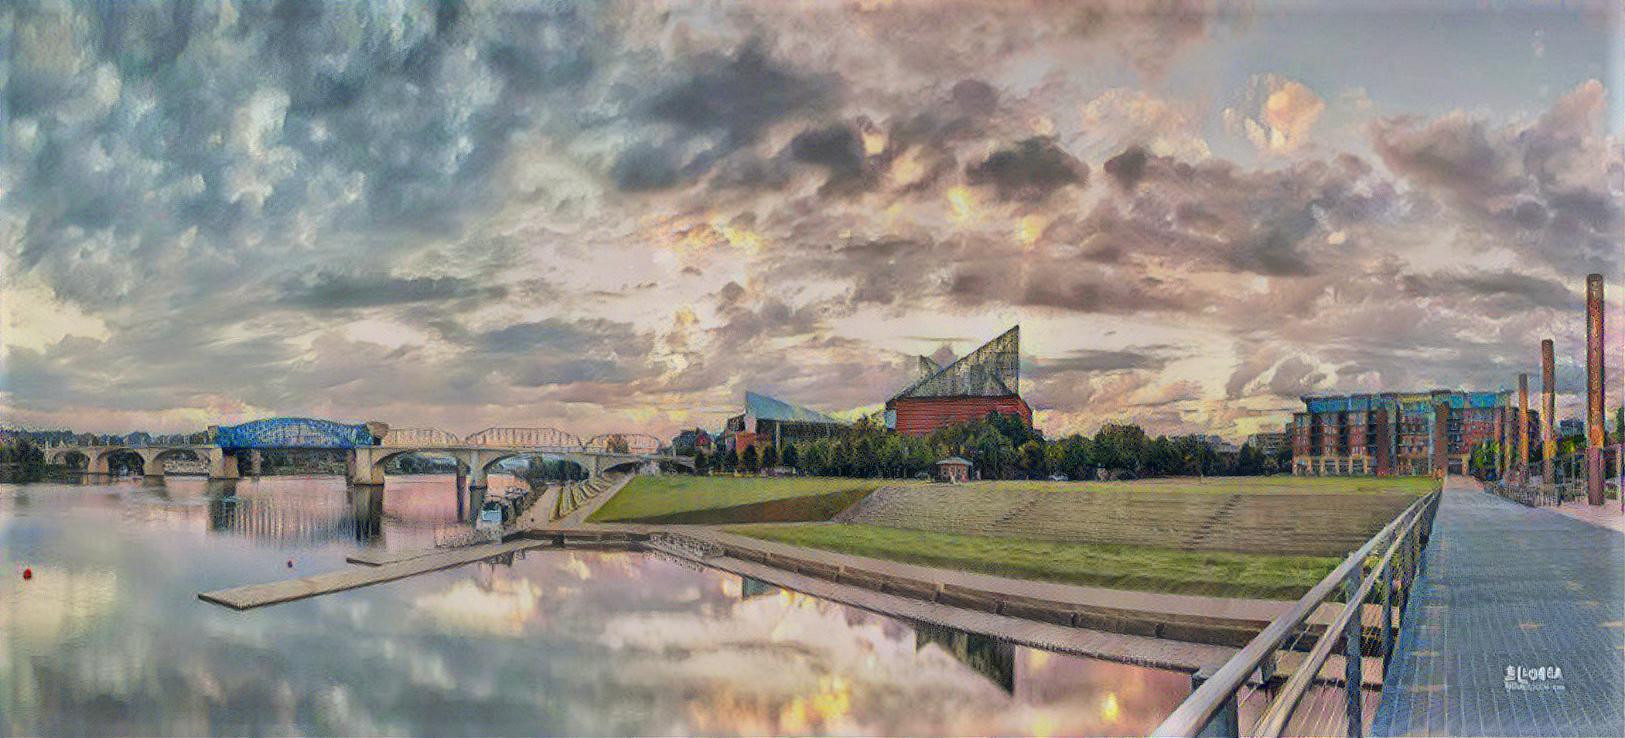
886,326,1033,437
1292,391,1536,477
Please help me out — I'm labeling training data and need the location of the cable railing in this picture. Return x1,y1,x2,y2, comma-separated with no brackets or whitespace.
1488,445,1622,510
1152,489,1442,738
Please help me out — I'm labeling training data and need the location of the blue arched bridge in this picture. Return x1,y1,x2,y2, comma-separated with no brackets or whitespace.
45,417,691,488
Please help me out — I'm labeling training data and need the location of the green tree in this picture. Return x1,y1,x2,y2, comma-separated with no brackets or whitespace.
722,447,739,473
1018,440,1046,478
694,450,710,475
761,444,779,469
1236,443,1265,476
741,444,759,474
781,443,799,471
1091,423,1149,474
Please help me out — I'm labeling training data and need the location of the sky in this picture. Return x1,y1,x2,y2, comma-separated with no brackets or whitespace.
2,0,1622,441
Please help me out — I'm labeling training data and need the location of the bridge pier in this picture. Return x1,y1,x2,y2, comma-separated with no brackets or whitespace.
137,448,167,478
464,450,489,491
205,448,240,480
346,447,387,486
456,467,468,521
87,452,111,476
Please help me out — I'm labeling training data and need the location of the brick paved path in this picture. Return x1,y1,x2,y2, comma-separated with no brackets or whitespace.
1374,477,1624,736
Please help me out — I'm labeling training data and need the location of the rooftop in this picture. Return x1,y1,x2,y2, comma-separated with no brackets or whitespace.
744,391,848,426
891,325,1021,401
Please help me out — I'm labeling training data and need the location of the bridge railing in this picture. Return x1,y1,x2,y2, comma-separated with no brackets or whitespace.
1152,489,1442,738
464,427,583,451
582,432,662,455
380,428,463,447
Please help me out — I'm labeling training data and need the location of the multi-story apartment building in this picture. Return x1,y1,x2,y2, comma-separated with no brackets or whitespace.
1291,391,1538,477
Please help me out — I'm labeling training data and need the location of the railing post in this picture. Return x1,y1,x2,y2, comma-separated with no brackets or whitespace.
1190,665,1240,738
1381,548,1395,668
1344,571,1364,738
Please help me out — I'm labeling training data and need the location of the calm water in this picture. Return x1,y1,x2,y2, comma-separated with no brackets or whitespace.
1,475,1197,736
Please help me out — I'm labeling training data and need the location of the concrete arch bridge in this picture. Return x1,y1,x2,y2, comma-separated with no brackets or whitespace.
47,418,692,489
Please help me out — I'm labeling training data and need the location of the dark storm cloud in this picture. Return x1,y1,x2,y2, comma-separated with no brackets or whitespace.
279,272,505,311
1103,146,1149,189
964,136,1087,202
1029,348,1171,377
946,258,1193,315
786,122,874,195
642,42,835,145
610,144,683,192
1402,270,1582,313
608,41,841,192
479,318,648,357
788,124,864,176
1075,151,1400,278
950,79,999,117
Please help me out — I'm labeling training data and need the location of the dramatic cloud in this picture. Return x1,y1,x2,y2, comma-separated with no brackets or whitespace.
1224,75,1326,154
1,1,1618,443
965,137,1087,202
1370,80,1621,274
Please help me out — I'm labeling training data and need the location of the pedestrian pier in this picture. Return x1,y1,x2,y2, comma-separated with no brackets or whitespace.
199,539,550,609
1373,477,1624,736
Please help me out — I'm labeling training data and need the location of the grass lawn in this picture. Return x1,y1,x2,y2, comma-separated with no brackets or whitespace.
727,523,1342,599
586,475,891,524
837,475,1432,556
964,475,1439,496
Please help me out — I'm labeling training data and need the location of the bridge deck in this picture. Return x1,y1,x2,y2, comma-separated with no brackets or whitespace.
1374,477,1624,737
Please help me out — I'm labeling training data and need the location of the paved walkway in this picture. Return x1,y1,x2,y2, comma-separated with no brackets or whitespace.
1548,497,1625,534
1374,477,1624,737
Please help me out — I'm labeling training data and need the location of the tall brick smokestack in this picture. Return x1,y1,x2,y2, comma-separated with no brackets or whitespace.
1586,273,1605,505
1542,339,1556,483
1497,403,1508,479
1518,373,1530,483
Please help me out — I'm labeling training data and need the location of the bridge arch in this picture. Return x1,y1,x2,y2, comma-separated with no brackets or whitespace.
473,451,588,481
145,447,207,476
369,448,474,476
49,449,90,470
379,428,462,448
215,417,378,449
583,433,662,455
94,447,146,475
465,427,582,451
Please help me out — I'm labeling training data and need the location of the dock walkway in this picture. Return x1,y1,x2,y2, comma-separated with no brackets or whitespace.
1373,477,1624,736
200,539,549,609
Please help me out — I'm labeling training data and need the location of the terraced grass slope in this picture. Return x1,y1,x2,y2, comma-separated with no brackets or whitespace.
586,476,891,524
835,476,1432,557
731,523,1341,599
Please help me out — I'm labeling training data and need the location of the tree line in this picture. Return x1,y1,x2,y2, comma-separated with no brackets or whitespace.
0,437,47,482
693,412,1289,480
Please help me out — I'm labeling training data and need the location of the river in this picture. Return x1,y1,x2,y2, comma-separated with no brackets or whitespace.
1,475,1201,735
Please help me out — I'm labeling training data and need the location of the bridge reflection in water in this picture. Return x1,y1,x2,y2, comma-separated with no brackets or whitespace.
137,474,531,548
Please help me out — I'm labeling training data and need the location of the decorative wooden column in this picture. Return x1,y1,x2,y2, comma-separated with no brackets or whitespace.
1432,402,1449,478
1542,339,1556,483
1518,373,1530,484
1496,405,1508,480
1586,273,1606,505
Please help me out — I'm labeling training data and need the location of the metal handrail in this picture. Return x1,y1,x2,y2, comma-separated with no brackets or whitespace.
1253,500,1423,736
1152,490,1440,737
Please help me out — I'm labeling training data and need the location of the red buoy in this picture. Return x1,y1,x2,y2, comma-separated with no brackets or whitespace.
22,567,32,580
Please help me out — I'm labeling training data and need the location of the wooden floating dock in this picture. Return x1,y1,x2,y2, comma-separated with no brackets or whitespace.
199,539,548,610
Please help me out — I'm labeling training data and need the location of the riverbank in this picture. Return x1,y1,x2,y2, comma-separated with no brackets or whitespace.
586,475,892,524
725,523,1339,599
